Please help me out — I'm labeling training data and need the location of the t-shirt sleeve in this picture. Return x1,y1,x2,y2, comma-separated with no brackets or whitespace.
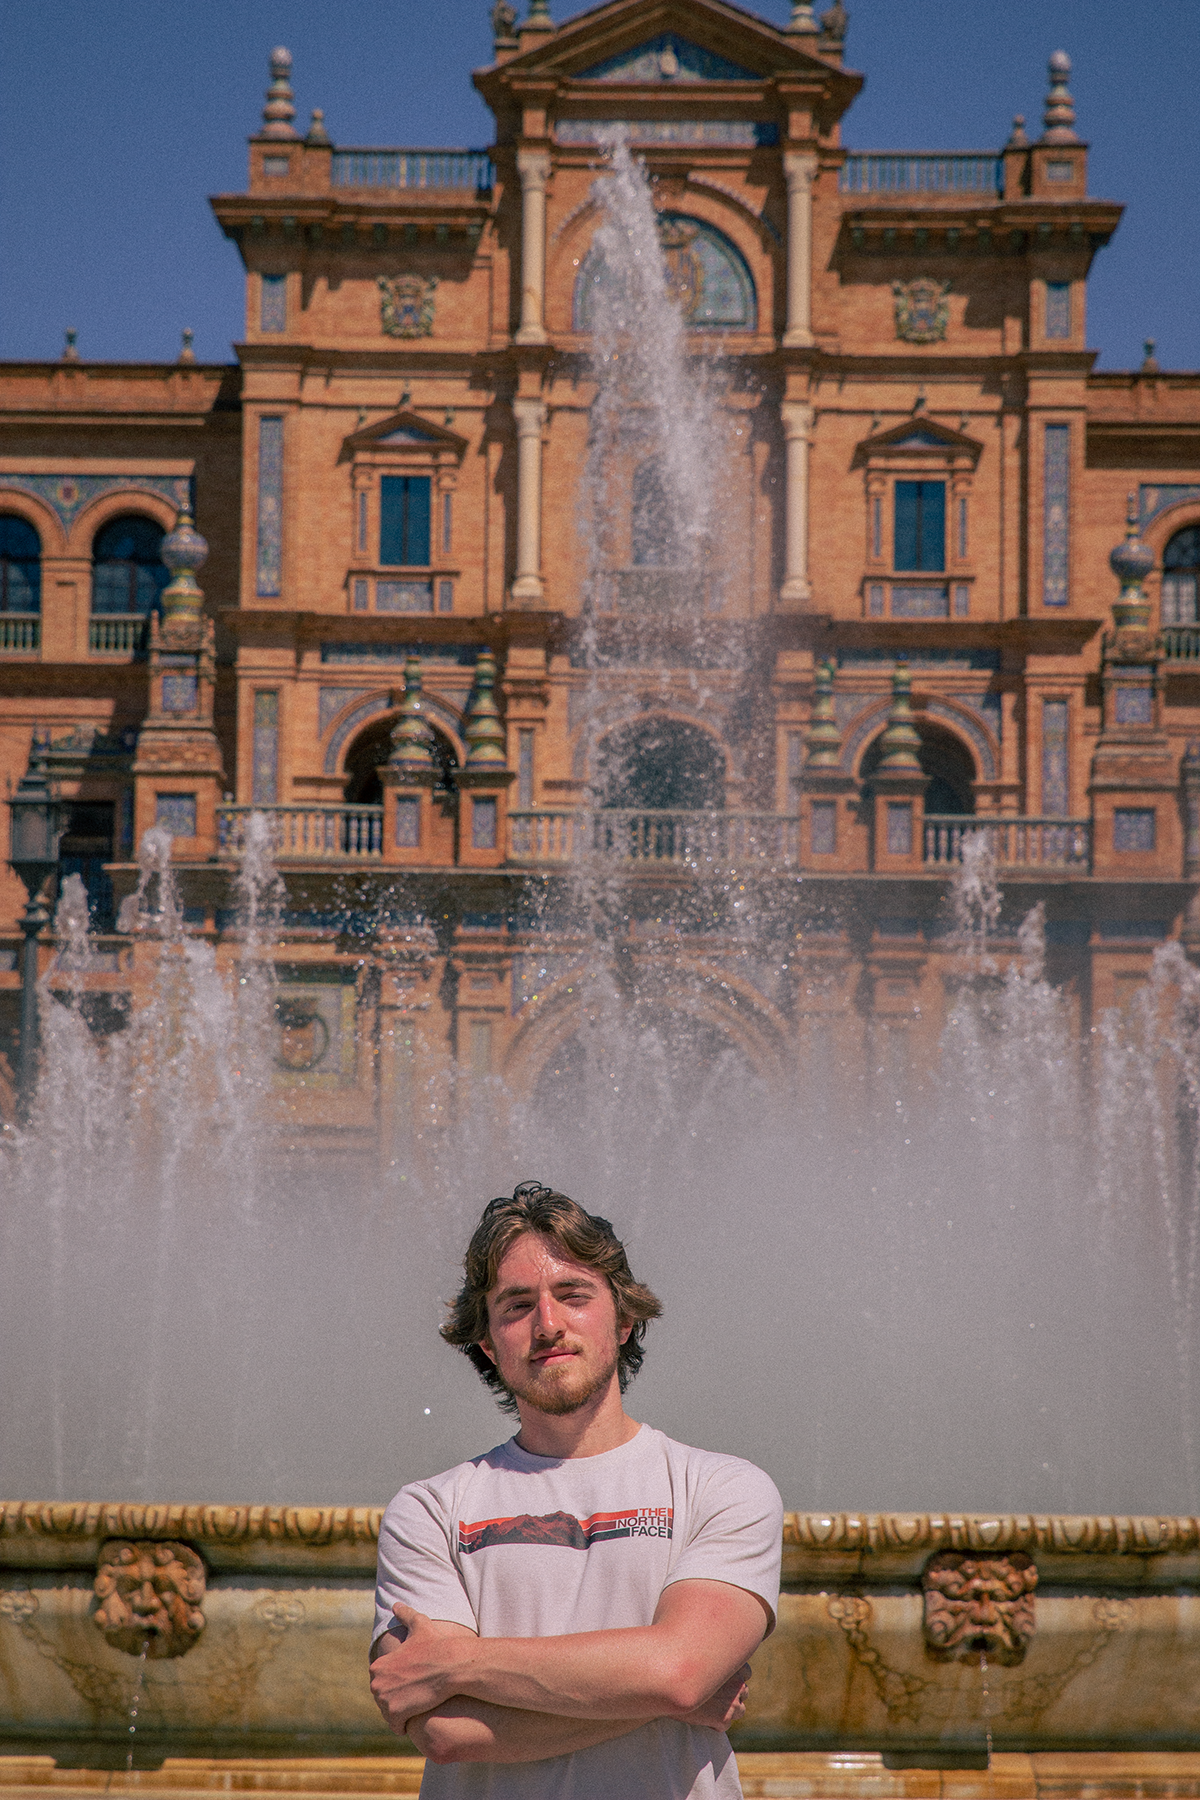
373,1480,478,1649
663,1457,784,1633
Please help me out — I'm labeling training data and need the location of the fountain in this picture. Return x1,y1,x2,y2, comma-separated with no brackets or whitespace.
3,136,1200,1796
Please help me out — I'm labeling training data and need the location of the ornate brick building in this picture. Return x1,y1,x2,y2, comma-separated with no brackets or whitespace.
3,0,1200,1149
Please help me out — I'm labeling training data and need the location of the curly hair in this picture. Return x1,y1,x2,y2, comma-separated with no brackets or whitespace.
441,1182,663,1413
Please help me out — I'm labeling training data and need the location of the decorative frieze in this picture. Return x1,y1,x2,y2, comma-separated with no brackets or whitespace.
0,474,190,533
255,416,284,597
1043,422,1071,606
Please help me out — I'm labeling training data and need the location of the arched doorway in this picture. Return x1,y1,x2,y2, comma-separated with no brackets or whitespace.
860,720,976,815
342,715,458,804
530,1012,769,1128
595,717,725,810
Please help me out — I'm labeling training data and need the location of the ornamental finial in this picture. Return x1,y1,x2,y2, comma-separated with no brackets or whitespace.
61,328,79,363
820,1,847,41
305,108,330,147
525,0,552,22
1006,114,1028,149
877,663,923,771
389,659,434,771
491,0,518,46
261,47,297,139
178,327,196,365
805,661,841,769
1041,50,1078,144
160,506,208,629
464,651,508,768
1108,493,1155,632
787,0,819,31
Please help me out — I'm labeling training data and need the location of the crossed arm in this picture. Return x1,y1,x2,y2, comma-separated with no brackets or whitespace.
369,1577,769,1767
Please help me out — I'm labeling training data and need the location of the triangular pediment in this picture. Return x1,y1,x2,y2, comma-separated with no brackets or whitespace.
858,417,982,461
342,410,467,457
475,0,862,106
577,33,759,82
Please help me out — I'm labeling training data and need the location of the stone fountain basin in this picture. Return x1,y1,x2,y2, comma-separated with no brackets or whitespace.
2,1506,1200,1764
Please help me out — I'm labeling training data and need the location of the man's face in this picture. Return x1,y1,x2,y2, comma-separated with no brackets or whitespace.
481,1231,632,1417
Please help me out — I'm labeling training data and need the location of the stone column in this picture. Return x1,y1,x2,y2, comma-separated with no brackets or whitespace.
515,149,551,346
511,397,546,605
782,151,818,348
779,401,814,607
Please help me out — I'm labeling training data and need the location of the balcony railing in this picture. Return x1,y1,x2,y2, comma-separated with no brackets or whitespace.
1161,627,1200,662
90,614,146,654
217,804,384,860
0,614,39,652
840,153,1003,196
924,816,1091,870
331,150,494,191
508,810,800,869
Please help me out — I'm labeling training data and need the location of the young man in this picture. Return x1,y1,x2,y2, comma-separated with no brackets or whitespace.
370,1182,783,1799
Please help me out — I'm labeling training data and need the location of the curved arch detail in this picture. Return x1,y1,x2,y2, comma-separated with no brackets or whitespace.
840,697,996,783
573,212,756,332
326,691,468,776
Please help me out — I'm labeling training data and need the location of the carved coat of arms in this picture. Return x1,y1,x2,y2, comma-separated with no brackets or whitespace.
893,277,951,344
378,274,437,339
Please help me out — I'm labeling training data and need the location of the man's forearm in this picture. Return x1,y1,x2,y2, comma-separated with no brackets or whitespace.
408,1699,644,1766
437,1621,723,1720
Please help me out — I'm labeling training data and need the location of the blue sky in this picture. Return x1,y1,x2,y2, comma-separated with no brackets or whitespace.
1,0,1196,368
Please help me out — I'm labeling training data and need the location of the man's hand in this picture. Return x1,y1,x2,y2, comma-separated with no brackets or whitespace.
370,1606,473,1734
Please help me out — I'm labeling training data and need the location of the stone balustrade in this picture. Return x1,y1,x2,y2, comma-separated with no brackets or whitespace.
840,153,1004,195
216,803,384,860
330,150,494,191
923,816,1092,870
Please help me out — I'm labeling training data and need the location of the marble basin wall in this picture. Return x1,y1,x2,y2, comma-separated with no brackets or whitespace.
2,1505,1199,1765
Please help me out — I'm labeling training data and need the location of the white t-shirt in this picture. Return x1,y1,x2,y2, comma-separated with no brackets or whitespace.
374,1423,783,1800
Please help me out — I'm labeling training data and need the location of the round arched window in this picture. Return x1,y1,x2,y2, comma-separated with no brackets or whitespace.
574,214,756,333
0,516,41,613
1162,525,1200,625
91,514,169,615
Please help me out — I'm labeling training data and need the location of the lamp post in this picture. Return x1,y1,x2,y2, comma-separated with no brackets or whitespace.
7,732,64,1122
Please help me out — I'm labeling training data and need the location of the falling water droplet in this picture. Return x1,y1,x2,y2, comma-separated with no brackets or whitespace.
126,1636,150,1774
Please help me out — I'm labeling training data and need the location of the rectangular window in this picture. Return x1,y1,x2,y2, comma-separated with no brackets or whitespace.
871,495,882,559
437,578,454,613
376,579,433,613
253,691,279,804
256,415,284,597
867,583,885,617
156,793,196,838
810,800,837,856
357,490,368,553
886,802,913,856
472,796,498,850
352,577,369,611
260,274,287,333
1046,282,1071,339
1046,159,1075,182
442,492,453,555
894,480,945,572
1115,685,1153,725
1043,423,1070,606
1041,699,1069,816
380,475,431,565
470,1019,493,1078
892,585,949,618
395,796,420,848
953,583,970,617
518,730,534,807
1163,573,1198,624
957,496,968,558
262,155,290,177
1114,807,1156,853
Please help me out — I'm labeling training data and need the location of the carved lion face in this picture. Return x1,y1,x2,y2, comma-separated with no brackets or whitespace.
93,1540,206,1659
922,1550,1037,1665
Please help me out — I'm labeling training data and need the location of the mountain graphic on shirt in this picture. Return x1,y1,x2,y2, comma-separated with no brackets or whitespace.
458,1508,673,1554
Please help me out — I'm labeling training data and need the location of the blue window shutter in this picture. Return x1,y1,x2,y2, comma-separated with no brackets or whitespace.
380,476,431,565
894,482,920,570
406,476,431,565
919,481,945,571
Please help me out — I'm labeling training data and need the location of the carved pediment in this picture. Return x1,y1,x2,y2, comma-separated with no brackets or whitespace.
341,410,467,460
576,33,760,82
855,416,982,465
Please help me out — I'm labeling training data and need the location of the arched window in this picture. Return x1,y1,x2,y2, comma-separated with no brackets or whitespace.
861,721,976,815
631,458,685,567
596,717,725,809
91,514,169,615
0,516,41,613
342,715,458,806
1163,525,1200,625
574,214,756,333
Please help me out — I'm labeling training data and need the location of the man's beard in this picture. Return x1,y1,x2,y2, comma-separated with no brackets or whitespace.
501,1343,620,1417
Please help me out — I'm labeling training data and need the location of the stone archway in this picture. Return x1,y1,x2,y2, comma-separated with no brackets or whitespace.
342,715,458,804
595,716,726,810
860,719,977,815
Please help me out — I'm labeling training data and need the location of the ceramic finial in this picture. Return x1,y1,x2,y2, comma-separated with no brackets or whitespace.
262,47,297,138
